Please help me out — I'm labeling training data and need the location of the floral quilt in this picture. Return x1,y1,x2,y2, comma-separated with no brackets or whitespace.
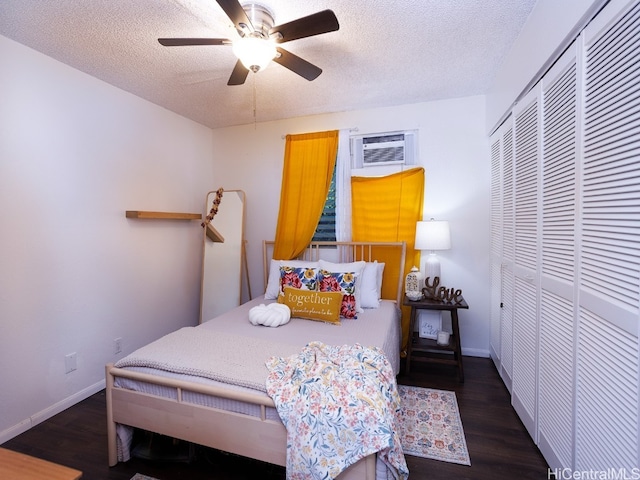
266,341,409,480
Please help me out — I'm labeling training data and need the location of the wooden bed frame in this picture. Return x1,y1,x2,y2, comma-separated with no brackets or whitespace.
106,241,406,479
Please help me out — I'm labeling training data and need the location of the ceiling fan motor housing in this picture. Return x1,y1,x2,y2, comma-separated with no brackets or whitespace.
240,3,275,39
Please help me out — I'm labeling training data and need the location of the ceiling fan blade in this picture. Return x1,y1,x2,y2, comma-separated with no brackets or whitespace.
273,47,322,81
227,59,250,86
216,0,254,32
158,38,230,46
269,10,339,43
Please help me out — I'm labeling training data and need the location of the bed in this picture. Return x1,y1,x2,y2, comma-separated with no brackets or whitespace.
106,241,407,479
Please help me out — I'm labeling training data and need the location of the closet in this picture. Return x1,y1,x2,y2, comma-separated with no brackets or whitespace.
490,0,640,470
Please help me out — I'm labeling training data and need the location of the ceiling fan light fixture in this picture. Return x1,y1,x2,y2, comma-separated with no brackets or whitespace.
158,0,339,85
232,36,277,72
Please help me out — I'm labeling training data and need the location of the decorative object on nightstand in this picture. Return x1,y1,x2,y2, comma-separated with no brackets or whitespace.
414,219,451,344
405,266,424,301
423,276,440,300
438,286,464,304
423,277,464,304
418,315,440,339
436,330,450,346
414,218,451,279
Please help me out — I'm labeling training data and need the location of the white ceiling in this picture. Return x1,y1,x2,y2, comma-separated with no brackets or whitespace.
0,0,537,130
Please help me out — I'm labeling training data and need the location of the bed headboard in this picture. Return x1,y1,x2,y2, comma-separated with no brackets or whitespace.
263,241,407,305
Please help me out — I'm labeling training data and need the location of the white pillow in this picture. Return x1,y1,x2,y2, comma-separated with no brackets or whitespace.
265,260,319,299
318,260,366,313
360,261,386,308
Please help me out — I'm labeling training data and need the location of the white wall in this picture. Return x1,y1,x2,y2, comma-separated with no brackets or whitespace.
211,96,491,357
0,35,215,441
486,0,606,133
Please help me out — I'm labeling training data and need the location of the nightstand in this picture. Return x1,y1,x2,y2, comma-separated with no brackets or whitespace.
403,295,469,381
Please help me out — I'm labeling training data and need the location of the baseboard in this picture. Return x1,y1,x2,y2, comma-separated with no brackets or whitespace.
461,346,490,358
500,366,513,393
0,418,32,445
0,379,105,444
489,345,500,369
512,392,537,443
538,431,564,470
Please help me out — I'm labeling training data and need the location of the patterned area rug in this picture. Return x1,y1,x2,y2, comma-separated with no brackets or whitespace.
130,475,160,480
398,385,471,465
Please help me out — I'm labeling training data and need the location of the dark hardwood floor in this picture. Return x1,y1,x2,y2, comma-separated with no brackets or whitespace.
2,357,550,479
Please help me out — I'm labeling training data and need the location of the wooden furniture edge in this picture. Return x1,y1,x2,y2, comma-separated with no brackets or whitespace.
0,447,82,480
125,210,202,220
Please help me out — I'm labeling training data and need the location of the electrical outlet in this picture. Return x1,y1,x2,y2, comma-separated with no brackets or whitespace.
65,353,77,373
114,337,122,354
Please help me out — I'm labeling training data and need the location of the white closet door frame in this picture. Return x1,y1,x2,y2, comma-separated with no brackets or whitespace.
575,0,640,469
490,123,505,369
537,41,580,470
500,117,516,392
511,84,543,442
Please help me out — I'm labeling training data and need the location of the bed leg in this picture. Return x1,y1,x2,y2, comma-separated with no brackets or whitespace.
105,364,118,467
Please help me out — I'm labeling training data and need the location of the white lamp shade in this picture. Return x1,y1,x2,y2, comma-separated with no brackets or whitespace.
232,37,277,72
415,220,451,251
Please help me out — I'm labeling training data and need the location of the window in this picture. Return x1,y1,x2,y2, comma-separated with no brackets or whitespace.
312,164,336,242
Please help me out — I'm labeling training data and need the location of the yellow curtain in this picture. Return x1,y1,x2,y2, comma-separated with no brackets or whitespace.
351,167,425,354
273,130,339,260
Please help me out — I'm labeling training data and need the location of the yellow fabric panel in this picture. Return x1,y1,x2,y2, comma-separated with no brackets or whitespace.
273,131,339,260
351,167,425,354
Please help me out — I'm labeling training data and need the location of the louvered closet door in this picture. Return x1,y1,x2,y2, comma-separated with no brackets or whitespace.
538,44,579,470
490,125,504,369
576,0,640,469
511,86,542,441
500,121,515,391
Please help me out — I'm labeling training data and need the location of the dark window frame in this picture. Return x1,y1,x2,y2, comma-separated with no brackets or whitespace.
312,164,337,242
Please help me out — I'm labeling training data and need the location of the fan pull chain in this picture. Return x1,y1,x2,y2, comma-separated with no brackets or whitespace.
252,74,257,129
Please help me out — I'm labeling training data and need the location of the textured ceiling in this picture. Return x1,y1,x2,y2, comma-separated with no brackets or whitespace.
0,0,537,129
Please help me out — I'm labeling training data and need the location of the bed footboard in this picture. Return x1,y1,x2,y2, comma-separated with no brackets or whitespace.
106,363,287,467
105,364,377,479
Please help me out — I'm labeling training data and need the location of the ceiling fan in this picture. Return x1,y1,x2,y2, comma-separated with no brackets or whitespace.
158,0,339,86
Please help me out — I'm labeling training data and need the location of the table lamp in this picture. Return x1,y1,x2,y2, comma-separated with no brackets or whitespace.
415,218,451,280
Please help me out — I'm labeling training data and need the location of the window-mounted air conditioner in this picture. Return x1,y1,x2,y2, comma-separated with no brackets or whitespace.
351,131,417,168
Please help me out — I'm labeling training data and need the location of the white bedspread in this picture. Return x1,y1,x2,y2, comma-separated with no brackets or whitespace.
199,296,402,375
115,327,300,392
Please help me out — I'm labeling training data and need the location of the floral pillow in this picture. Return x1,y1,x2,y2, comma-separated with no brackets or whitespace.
318,260,366,313
279,266,318,296
265,260,319,300
317,269,358,319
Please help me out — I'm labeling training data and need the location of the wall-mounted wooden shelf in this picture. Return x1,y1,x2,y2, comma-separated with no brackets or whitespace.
125,211,202,220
